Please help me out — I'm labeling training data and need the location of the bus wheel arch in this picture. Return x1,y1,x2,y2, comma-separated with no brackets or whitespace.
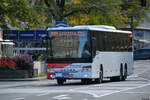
94,64,103,83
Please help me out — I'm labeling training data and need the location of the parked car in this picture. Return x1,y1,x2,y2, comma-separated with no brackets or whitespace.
134,48,150,60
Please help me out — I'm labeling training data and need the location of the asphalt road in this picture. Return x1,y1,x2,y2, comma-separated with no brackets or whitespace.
0,60,150,100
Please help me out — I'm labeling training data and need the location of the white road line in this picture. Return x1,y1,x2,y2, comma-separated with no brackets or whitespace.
36,92,50,96
53,94,68,98
93,83,150,98
53,94,71,100
12,97,25,100
138,76,150,81
123,92,150,94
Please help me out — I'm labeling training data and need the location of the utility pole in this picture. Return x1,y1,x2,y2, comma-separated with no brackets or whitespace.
130,16,135,51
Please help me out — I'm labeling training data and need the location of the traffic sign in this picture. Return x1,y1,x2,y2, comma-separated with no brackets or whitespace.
56,21,67,27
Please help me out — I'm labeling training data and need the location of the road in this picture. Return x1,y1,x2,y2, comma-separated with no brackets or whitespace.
0,60,150,100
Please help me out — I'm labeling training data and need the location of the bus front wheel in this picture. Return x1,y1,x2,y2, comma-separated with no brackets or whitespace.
57,79,66,85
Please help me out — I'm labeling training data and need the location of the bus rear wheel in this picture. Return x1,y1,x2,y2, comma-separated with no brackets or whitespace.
118,66,124,81
122,66,127,81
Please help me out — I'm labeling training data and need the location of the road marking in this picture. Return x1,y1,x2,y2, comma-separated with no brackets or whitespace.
90,83,150,98
123,92,150,94
129,75,150,80
138,76,150,81
53,94,71,100
0,88,46,94
65,76,150,98
2,76,150,99
36,92,50,96
12,97,25,100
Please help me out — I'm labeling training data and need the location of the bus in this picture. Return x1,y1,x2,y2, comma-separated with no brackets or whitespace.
46,25,134,85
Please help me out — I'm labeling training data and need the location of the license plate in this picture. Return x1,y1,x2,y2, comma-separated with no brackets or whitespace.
55,73,62,77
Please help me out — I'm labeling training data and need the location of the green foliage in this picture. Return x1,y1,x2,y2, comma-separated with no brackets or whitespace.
120,0,150,28
0,0,150,29
0,0,43,30
44,0,150,28
34,73,46,77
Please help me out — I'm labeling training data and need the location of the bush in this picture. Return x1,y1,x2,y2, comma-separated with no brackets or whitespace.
0,57,17,71
13,54,33,77
13,54,33,71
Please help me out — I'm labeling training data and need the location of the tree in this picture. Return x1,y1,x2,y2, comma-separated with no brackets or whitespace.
121,0,150,28
1,0,149,30
44,0,66,21
29,0,51,29
68,0,128,27
0,0,40,30
43,0,150,28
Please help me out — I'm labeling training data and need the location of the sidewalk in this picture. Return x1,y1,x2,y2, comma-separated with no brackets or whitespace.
0,76,46,81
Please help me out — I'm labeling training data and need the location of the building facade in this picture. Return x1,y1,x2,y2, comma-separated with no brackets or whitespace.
3,30,47,60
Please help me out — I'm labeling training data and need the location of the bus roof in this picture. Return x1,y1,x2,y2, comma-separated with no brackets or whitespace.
47,25,132,34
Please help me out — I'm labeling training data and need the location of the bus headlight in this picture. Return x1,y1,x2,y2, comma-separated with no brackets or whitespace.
82,66,91,72
83,66,91,68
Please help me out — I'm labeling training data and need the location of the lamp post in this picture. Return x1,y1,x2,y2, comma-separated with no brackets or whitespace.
130,15,135,51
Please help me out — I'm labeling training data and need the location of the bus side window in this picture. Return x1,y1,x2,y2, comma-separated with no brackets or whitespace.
92,37,96,57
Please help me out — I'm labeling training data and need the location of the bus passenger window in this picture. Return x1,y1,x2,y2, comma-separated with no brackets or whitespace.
92,37,96,57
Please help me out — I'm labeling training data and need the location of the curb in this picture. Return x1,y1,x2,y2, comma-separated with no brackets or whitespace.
0,77,46,81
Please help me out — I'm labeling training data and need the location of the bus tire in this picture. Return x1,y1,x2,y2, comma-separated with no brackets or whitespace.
123,65,127,81
118,65,124,81
81,79,87,84
57,79,65,85
99,67,103,83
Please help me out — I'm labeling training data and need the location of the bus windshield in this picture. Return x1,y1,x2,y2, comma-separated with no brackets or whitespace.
48,30,91,59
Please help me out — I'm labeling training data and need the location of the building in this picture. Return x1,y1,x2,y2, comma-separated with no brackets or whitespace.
0,29,15,57
133,27,150,49
3,30,47,60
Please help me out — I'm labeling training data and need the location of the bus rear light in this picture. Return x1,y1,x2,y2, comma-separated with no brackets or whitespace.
129,34,133,38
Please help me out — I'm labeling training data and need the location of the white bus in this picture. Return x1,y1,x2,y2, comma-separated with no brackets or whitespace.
46,25,134,85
